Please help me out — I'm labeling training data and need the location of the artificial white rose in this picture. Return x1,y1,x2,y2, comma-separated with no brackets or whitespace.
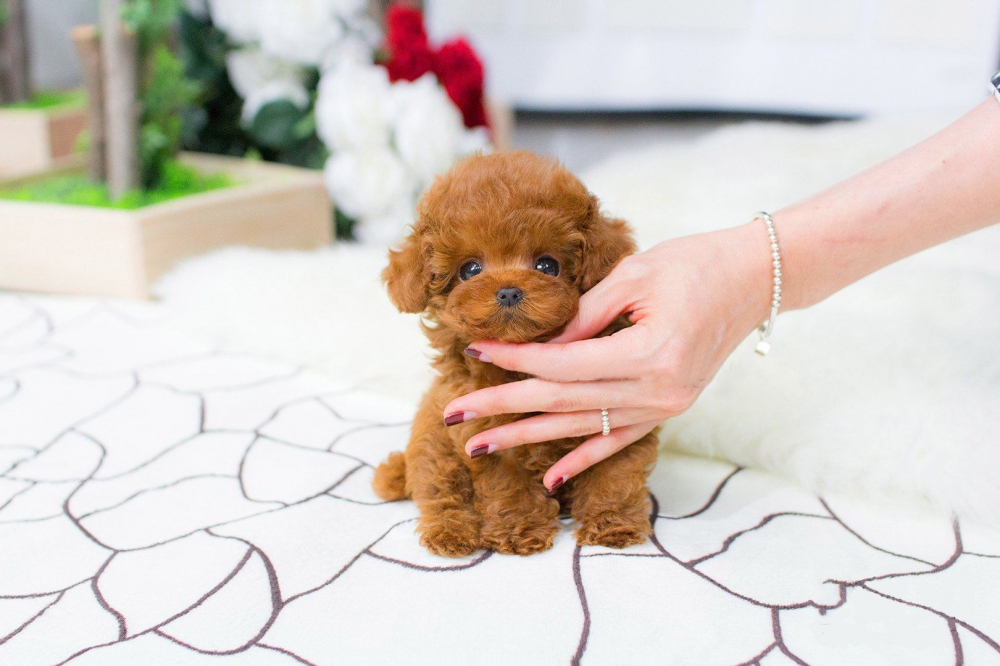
321,32,377,71
315,62,394,152
257,0,344,66
327,0,368,15
208,0,260,44
353,200,417,246
391,73,473,189
323,148,416,221
460,126,492,157
226,47,310,123
340,12,383,53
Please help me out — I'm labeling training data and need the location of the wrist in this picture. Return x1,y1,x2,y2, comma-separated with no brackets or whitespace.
730,220,781,327
696,222,776,347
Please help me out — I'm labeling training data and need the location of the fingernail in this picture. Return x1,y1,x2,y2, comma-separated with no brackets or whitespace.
469,444,494,458
445,411,476,426
464,347,492,363
546,476,566,495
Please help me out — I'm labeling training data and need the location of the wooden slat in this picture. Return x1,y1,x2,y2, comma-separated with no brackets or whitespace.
99,0,140,198
72,25,107,181
0,0,30,104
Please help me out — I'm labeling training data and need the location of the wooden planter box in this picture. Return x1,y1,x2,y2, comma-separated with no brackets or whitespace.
0,106,87,178
0,153,333,299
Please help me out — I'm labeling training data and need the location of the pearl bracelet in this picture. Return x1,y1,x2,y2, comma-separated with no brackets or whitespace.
754,212,781,356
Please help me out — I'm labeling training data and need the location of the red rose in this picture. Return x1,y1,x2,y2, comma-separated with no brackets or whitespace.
433,38,489,129
385,5,428,51
384,5,433,82
385,48,434,83
381,4,490,130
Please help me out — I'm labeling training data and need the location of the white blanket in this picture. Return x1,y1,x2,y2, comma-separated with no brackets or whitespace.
1,293,999,665
157,113,1000,528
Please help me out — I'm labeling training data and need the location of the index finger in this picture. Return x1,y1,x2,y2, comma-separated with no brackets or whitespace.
467,324,646,382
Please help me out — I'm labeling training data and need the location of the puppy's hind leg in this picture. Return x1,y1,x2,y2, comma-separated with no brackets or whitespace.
373,452,408,501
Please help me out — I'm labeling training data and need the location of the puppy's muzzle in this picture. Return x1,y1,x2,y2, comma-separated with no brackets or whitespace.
496,287,524,308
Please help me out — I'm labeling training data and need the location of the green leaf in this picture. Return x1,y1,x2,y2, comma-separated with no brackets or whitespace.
122,0,183,58
275,135,327,169
250,100,307,150
139,45,203,187
75,128,92,154
180,10,228,85
334,208,357,241
292,111,317,141
302,67,321,91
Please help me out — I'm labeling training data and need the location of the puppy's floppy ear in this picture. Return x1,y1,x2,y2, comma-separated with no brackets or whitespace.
577,197,637,292
382,226,431,313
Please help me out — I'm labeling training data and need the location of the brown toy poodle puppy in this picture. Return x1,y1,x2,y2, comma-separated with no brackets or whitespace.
372,151,659,557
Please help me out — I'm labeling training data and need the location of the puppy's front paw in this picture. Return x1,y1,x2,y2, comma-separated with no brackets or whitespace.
575,515,650,549
419,512,481,558
481,522,559,556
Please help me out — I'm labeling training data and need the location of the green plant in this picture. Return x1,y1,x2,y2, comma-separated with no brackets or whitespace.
3,89,87,110
121,0,180,56
121,0,202,189
178,9,250,157
139,45,201,188
0,159,233,209
179,11,327,170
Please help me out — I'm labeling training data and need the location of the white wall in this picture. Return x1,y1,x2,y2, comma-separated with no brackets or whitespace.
24,0,99,91
427,0,1000,115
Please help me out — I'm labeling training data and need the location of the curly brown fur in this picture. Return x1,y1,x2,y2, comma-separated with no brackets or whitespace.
375,151,660,557
372,452,408,501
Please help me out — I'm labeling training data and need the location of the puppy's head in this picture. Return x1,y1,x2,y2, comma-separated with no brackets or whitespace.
383,151,635,344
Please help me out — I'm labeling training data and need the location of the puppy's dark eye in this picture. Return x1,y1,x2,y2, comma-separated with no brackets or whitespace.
459,261,483,281
534,256,560,277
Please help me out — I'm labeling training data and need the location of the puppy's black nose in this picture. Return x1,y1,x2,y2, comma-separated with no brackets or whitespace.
496,287,524,308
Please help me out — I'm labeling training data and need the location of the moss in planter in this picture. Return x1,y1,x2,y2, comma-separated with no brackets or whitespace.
2,90,88,111
0,160,234,209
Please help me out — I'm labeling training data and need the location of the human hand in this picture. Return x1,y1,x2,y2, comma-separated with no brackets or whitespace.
443,222,774,491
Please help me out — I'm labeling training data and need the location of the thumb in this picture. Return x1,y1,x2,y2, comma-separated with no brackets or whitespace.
549,277,630,344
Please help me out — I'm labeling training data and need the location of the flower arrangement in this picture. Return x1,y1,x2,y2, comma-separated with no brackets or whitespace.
183,0,491,243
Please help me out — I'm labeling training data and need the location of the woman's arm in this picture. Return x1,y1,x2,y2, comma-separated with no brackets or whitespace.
444,98,1000,491
779,99,1000,311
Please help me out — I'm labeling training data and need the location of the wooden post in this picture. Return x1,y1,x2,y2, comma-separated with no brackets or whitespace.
72,26,107,182
0,0,31,104
100,0,140,199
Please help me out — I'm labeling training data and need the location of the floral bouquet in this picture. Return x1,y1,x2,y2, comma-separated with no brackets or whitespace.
182,1,491,243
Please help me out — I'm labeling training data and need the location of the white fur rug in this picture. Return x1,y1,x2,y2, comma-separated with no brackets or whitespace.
156,113,1000,528
8,293,999,663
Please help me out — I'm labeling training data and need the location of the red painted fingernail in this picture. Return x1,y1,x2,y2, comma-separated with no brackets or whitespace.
464,347,492,363
469,444,491,458
445,411,476,426
546,476,566,495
